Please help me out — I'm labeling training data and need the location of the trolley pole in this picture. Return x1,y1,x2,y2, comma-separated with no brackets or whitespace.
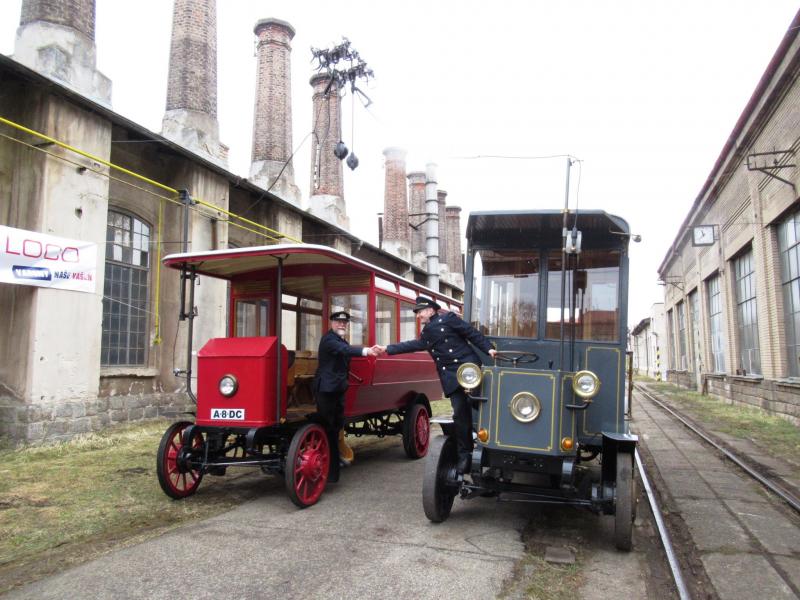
559,157,573,371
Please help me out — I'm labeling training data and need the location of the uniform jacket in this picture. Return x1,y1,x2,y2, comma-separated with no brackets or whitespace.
386,311,492,396
315,330,365,393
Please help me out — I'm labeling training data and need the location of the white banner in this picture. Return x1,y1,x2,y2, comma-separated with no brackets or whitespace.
0,225,97,294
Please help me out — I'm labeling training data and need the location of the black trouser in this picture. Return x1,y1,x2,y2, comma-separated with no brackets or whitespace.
449,388,473,460
315,390,344,482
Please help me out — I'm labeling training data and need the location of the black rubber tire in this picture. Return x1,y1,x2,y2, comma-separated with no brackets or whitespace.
284,422,330,509
614,450,635,551
156,421,204,499
402,403,431,459
422,435,458,522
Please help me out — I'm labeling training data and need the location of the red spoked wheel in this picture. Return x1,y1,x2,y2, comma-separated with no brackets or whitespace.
157,421,204,499
285,423,330,508
403,403,431,459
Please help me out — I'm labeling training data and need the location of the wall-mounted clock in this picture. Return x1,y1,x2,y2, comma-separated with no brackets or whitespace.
692,225,715,246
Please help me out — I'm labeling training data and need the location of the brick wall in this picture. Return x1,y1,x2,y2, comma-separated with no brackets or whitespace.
407,171,426,256
382,147,409,243
309,73,343,198
0,393,194,445
252,18,295,166
165,0,217,117
20,0,95,40
704,374,800,426
446,205,462,274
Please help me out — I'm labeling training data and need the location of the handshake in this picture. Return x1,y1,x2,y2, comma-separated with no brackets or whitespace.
366,345,387,357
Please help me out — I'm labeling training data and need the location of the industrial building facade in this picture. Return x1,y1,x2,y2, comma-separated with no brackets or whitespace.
0,0,464,444
657,10,800,424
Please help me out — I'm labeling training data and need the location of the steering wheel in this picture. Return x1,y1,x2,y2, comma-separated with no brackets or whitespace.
492,350,540,366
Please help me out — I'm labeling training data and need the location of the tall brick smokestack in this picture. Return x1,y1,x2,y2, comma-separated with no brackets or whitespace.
249,18,300,206
15,0,111,105
161,0,228,168
382,147,410,260
446,205,464,288
407,171,426,267
308,73,349,229
437,189,448,275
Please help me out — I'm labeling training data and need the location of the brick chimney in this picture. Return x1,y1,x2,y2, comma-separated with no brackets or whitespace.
382,147,410,260
14,0,111,105
446,205,464,288
308,73,348,229
249,18,300,206
161,0,228,168
437,189,449,278
407,171,426,267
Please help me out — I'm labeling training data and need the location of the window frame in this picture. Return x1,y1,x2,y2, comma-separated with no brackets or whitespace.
101,208,152,368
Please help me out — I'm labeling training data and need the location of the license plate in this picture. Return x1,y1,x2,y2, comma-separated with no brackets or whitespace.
210,408,245,420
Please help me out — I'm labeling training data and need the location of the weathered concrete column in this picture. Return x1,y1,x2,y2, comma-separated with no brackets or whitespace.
14,0,111,105
425,163,439,291
308,73,348,229
382,147,410,260
161,0,228,168
249,18,301,207
0,87,112,442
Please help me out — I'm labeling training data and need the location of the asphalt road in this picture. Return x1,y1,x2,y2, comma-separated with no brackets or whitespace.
3,436,530,600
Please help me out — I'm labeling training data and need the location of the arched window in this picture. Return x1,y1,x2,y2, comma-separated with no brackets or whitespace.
102,210,150,366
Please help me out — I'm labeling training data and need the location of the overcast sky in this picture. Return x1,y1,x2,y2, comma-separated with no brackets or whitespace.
1,1,797,325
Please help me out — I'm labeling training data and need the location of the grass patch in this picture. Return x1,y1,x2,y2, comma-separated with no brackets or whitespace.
429,398,451,417
645,382,800,460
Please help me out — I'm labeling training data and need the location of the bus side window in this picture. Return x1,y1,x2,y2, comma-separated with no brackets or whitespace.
376,294,398,345
330,293,369,346
235,299,269,337
400,300,416,339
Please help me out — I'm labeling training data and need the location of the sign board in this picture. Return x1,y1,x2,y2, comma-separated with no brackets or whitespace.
0,225,97,293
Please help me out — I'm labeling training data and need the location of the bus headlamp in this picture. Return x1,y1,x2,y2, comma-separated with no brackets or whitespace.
509,392,541,423
572,370,600,399
219,375,238,397
456,363,483,390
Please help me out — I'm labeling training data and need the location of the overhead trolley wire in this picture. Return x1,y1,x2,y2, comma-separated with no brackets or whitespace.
0,114,302,346
0,115,302,244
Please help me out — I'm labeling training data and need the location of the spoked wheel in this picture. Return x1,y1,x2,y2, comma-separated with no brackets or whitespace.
614,450,635,551
422,435,459,522
285,422,330,508
157,421,204,499
403,403,431,459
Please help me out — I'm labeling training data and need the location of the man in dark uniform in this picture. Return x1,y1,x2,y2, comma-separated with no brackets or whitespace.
381,297,496,473
315,311,379,483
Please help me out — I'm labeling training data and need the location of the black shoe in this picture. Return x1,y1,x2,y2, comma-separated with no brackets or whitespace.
456,455,471,474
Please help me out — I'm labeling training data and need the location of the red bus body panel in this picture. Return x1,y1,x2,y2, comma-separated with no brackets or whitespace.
196,337,287,427
347,354,442,416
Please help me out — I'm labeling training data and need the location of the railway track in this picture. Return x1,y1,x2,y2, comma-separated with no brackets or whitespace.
632,382,800,599
633,383,800,514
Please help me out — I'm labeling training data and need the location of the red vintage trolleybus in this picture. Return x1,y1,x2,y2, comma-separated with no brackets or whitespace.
157,244,459,507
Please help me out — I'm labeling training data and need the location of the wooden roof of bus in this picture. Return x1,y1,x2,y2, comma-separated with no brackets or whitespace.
466,210,630,241
162,244,457,304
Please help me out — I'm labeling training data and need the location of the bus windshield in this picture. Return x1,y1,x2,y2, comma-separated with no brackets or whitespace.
545,249,621,342
470,249,539,337
470,247,621,342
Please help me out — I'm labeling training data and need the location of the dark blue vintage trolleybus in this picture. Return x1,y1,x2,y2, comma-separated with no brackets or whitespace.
423,209,637,550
